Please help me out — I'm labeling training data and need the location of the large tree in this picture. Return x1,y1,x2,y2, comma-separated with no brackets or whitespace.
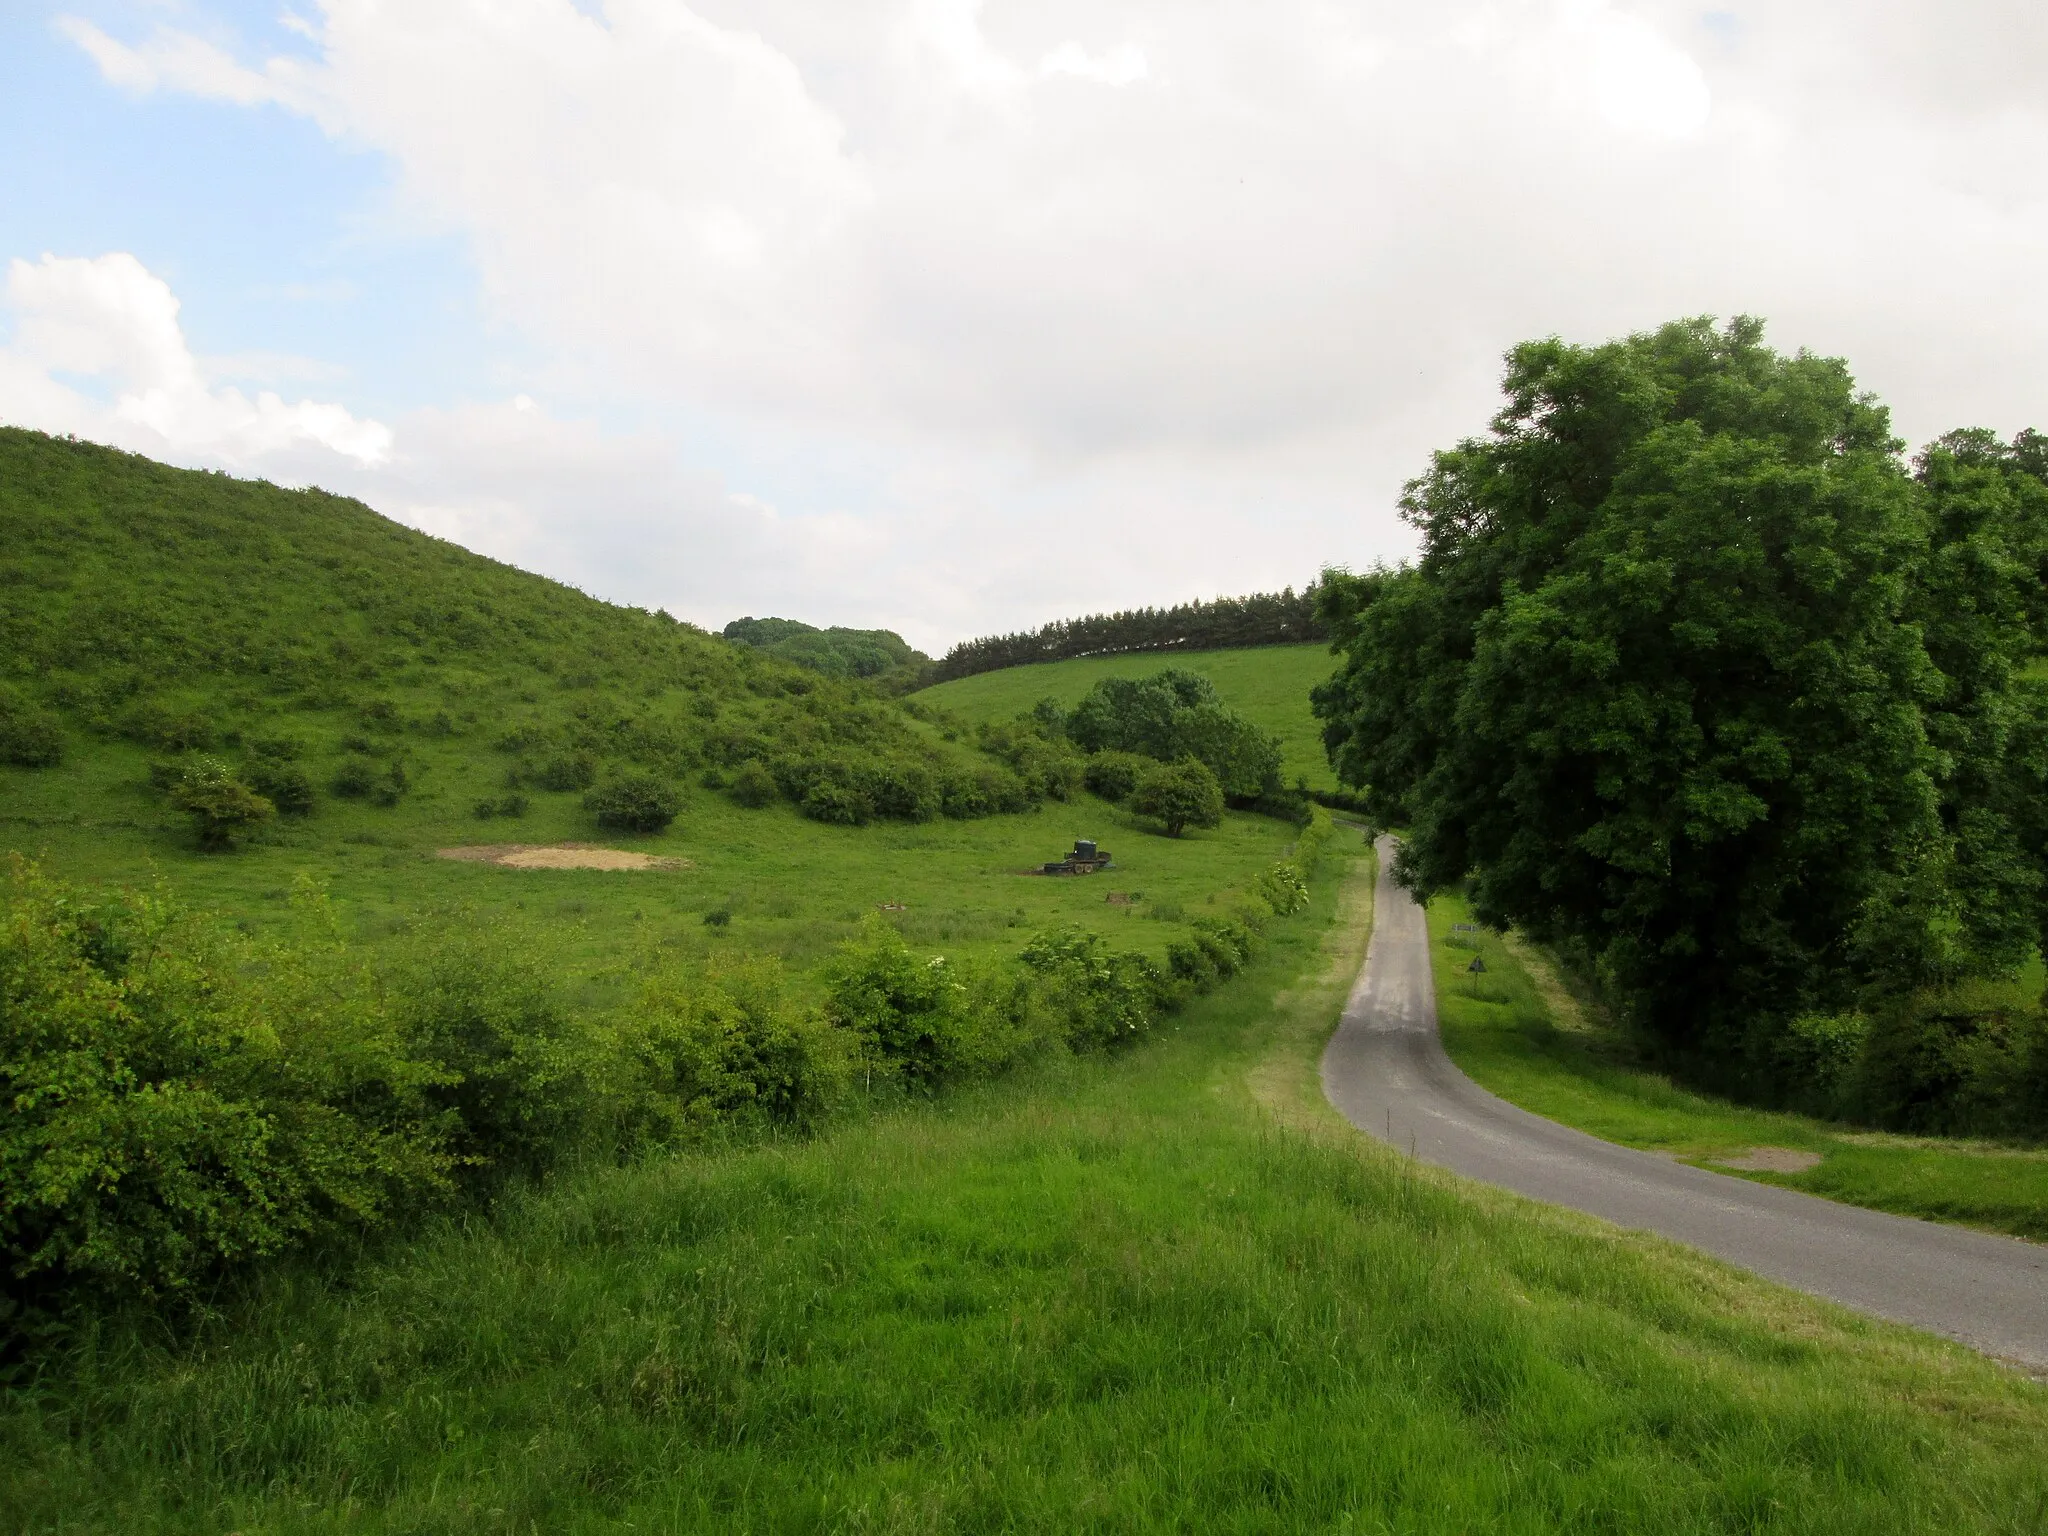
1314,318,2047,1052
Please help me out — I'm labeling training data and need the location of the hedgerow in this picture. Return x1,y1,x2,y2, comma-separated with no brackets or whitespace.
0,808,1339,1312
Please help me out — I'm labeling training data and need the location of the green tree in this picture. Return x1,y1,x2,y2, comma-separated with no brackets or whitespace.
1066,670,1282,801
1313,317,1978,1053
1132,758,1224,837
584,771,683,833
169,757,275,850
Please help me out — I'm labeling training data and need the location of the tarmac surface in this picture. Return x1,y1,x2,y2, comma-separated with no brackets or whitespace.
1321,837,2048,1369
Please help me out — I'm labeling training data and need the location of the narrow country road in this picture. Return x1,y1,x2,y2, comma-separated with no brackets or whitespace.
1322,837,2048,1370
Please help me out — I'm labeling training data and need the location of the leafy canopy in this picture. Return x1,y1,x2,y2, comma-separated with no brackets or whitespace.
1132,758,1226,838
1313,317,2048,1048
1064,669,1283,801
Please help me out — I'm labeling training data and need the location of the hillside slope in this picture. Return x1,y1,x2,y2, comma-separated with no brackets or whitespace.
915,643,1340,789
0,429,1305,971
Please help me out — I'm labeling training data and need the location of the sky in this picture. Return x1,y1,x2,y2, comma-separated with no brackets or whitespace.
2,1,2044,654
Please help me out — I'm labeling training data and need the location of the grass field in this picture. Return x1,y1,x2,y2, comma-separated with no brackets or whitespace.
2,725,1307,992
915,645,1339,790
8,840,2048,1532
1427,894,2048,1241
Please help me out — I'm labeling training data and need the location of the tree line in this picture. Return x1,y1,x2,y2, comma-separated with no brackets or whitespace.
931,587,1325,683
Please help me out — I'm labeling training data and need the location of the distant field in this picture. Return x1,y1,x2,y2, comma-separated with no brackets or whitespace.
917,644,1341,790
2,727,1298,990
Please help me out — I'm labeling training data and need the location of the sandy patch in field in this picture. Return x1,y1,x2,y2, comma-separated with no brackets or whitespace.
436,843,691,872
1712,1147,1824,1173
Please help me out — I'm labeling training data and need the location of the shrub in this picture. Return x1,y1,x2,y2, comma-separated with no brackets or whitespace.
585,771,683,833
388,928,599,1180
803,779,874,826
473,797,500,819
868,760,941,821
331,755,380,798
823,918,971,1084
0,864,454,1299
1254,861,1310,916
333,755,406,806
729,759,777,808
1133,758,1224,836
249,734,304,761
0,693,64,768
246,758,315,815
123,702,215,751
1083,750,1151,803
168,757,275,849
618,956,848,1138
1017,925,1161,1050
534,750,598,793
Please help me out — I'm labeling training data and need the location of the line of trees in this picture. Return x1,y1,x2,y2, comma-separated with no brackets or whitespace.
930,587,1325,683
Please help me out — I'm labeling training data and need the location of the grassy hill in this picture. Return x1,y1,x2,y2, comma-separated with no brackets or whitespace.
915,644,1340,790
0,428,1300,974
8,431,2048,1526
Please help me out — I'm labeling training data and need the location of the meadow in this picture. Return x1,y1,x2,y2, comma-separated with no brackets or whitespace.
1428,894,2048,1241
915,644,1339,791
8,844,2048,1532
1,724,1298,981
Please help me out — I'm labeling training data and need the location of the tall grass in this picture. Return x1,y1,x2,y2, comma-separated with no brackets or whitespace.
5,846,2047,1531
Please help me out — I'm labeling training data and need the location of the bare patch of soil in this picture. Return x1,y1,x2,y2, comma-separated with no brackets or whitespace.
1712,1147,1824,1174
436,842,691,872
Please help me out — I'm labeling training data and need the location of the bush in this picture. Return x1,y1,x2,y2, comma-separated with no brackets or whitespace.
823,918,972,1084
123,702,215,751
728,759,777,808
168,757,275,849
331,755,380,798
0,693,64,767
803,779,874,826
1133,758,1224,836
584,771,683,833
387,928,600,1181
0,864,454,1300
534,751,598,793
1017,925,1162,1051
246,758,315,815
1083,750,1151,803
618,956,848,1138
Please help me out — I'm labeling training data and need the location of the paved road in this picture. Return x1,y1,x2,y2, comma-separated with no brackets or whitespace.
1322,836,2048,1369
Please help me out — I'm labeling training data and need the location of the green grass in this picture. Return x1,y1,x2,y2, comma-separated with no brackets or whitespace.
0,427,1310,982
1427,894,2048,1242
915,645,1340,790
3,724,1296,983
7,844,2048,1532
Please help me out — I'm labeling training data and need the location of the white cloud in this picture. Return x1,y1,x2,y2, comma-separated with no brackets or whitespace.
1040,41,1149,86
1575,5,1711,139
54,16,308,110
0,253,391,468
43,1,2048,648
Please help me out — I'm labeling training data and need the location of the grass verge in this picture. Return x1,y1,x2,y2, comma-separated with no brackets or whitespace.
1427,893,2048,1242
6,839,2048,1532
